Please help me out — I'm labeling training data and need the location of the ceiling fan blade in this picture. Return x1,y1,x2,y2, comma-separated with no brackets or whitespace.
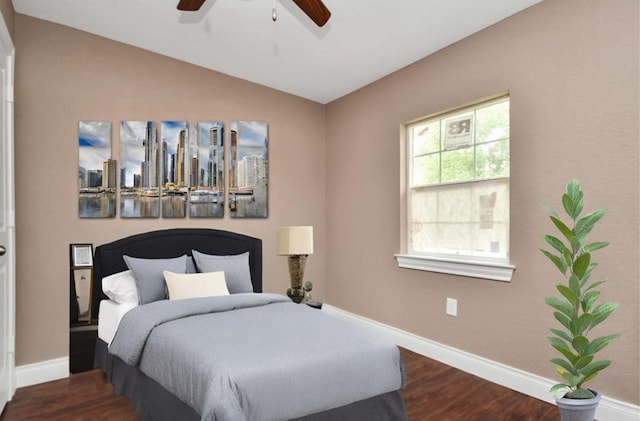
291,0,331,27
177,0,206,11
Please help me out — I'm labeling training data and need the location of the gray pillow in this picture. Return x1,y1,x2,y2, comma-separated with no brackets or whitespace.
186,256,197,274
123,255,188,304
192,250,253,294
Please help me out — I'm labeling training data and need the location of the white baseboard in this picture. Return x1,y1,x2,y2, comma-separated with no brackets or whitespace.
323,304,640,421
15,357,69,388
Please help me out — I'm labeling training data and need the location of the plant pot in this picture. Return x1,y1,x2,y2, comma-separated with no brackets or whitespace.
555,390,601,421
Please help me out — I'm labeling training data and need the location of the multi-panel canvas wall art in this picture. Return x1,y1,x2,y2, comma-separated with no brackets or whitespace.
78,121,116,218
161,121,189,218
229,121,269,218
120,121,160,218
190,122,225,218
78,120,268,219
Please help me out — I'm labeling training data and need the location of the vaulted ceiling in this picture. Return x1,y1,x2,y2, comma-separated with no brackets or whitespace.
12,0,542,103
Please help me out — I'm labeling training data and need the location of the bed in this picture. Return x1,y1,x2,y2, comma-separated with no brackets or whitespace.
92,228,408,421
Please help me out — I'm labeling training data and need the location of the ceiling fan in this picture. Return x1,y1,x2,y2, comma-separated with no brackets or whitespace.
177,0,332,27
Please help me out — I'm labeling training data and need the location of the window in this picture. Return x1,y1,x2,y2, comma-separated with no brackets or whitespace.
396,94,515,281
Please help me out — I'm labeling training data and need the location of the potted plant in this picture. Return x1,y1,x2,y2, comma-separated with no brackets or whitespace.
540,179,620,421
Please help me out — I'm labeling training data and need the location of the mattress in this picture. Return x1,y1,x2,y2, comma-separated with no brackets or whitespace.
98,299,137,345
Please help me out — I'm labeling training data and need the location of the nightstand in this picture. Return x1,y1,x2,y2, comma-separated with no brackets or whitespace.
69,323,98,373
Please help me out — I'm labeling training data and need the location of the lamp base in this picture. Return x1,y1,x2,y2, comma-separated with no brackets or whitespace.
286,287,306,304
287,254,307,290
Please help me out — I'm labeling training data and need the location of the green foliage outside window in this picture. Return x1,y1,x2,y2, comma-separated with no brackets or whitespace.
410,97,509,187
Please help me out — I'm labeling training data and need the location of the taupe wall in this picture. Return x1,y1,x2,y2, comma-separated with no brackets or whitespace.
325,0,639,404
10,0,640,407
14,15,326,365
0,0,13,39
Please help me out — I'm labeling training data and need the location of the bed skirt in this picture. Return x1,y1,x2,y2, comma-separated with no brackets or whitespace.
94,339,408,421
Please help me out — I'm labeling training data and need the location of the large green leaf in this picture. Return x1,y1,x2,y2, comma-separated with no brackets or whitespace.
568,275,581,295
550,337,579,364
564,181,584,220
557,366,572,382
571,336,589,354
580,263,597,286
562,249,573,268
540,249,567,274
589,302,619,330
553,311,573,333
546,297,575,319
580,372,599,385
570,235,585,257
566,179,581,200
574,355,594,370
550,216,573,242
565,371,579,388
585,334,621,355
550,358,576,375
584,279,607,292
572,253,591,279
550,328,573,344
562,194,574,220
580,359,611,378
556,285,579,306
573,191,584,218
549,336,569,349
581,290,600,313
543,234,571,256
583,241,609,253
571,388,596,399
574,209,607,237
577,314,593,336
550,383,570,395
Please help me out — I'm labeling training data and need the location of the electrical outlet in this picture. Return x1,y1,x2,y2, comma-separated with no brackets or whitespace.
446,297,458,317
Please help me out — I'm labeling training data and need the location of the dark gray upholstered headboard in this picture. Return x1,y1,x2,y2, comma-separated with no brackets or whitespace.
92,228,263,320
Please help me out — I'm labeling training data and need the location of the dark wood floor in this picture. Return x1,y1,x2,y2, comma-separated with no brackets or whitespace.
400,348,559,420
1,348,559,421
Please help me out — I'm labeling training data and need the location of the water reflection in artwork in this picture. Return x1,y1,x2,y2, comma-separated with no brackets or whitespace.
161,121,189,218
229,121,268,218
120,121,160,218
78,121,116,218
190,121,225,218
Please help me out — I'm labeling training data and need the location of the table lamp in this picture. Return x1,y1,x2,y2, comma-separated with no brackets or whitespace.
277,226,313,303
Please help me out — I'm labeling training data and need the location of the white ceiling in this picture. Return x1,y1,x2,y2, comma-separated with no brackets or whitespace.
12,0,542,104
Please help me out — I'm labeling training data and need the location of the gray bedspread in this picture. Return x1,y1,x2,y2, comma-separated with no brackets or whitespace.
109,293,405,421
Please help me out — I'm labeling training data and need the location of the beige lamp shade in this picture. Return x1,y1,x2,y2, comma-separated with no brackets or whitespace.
277,226,314,255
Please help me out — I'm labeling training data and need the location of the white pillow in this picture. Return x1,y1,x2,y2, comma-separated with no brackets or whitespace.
101,270,139,304
163,270,229,300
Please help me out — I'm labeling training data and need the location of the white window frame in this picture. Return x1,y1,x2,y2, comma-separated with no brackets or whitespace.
396,93,515,282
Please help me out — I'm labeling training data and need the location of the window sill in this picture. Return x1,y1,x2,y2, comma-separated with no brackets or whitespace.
394,254,515,282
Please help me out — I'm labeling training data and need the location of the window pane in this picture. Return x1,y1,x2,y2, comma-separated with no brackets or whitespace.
476,100,509,144
412,154,440,187
441,148,474,183
476,140,509,178
443,113,474,151
410,179,509,258
411,121,441,156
